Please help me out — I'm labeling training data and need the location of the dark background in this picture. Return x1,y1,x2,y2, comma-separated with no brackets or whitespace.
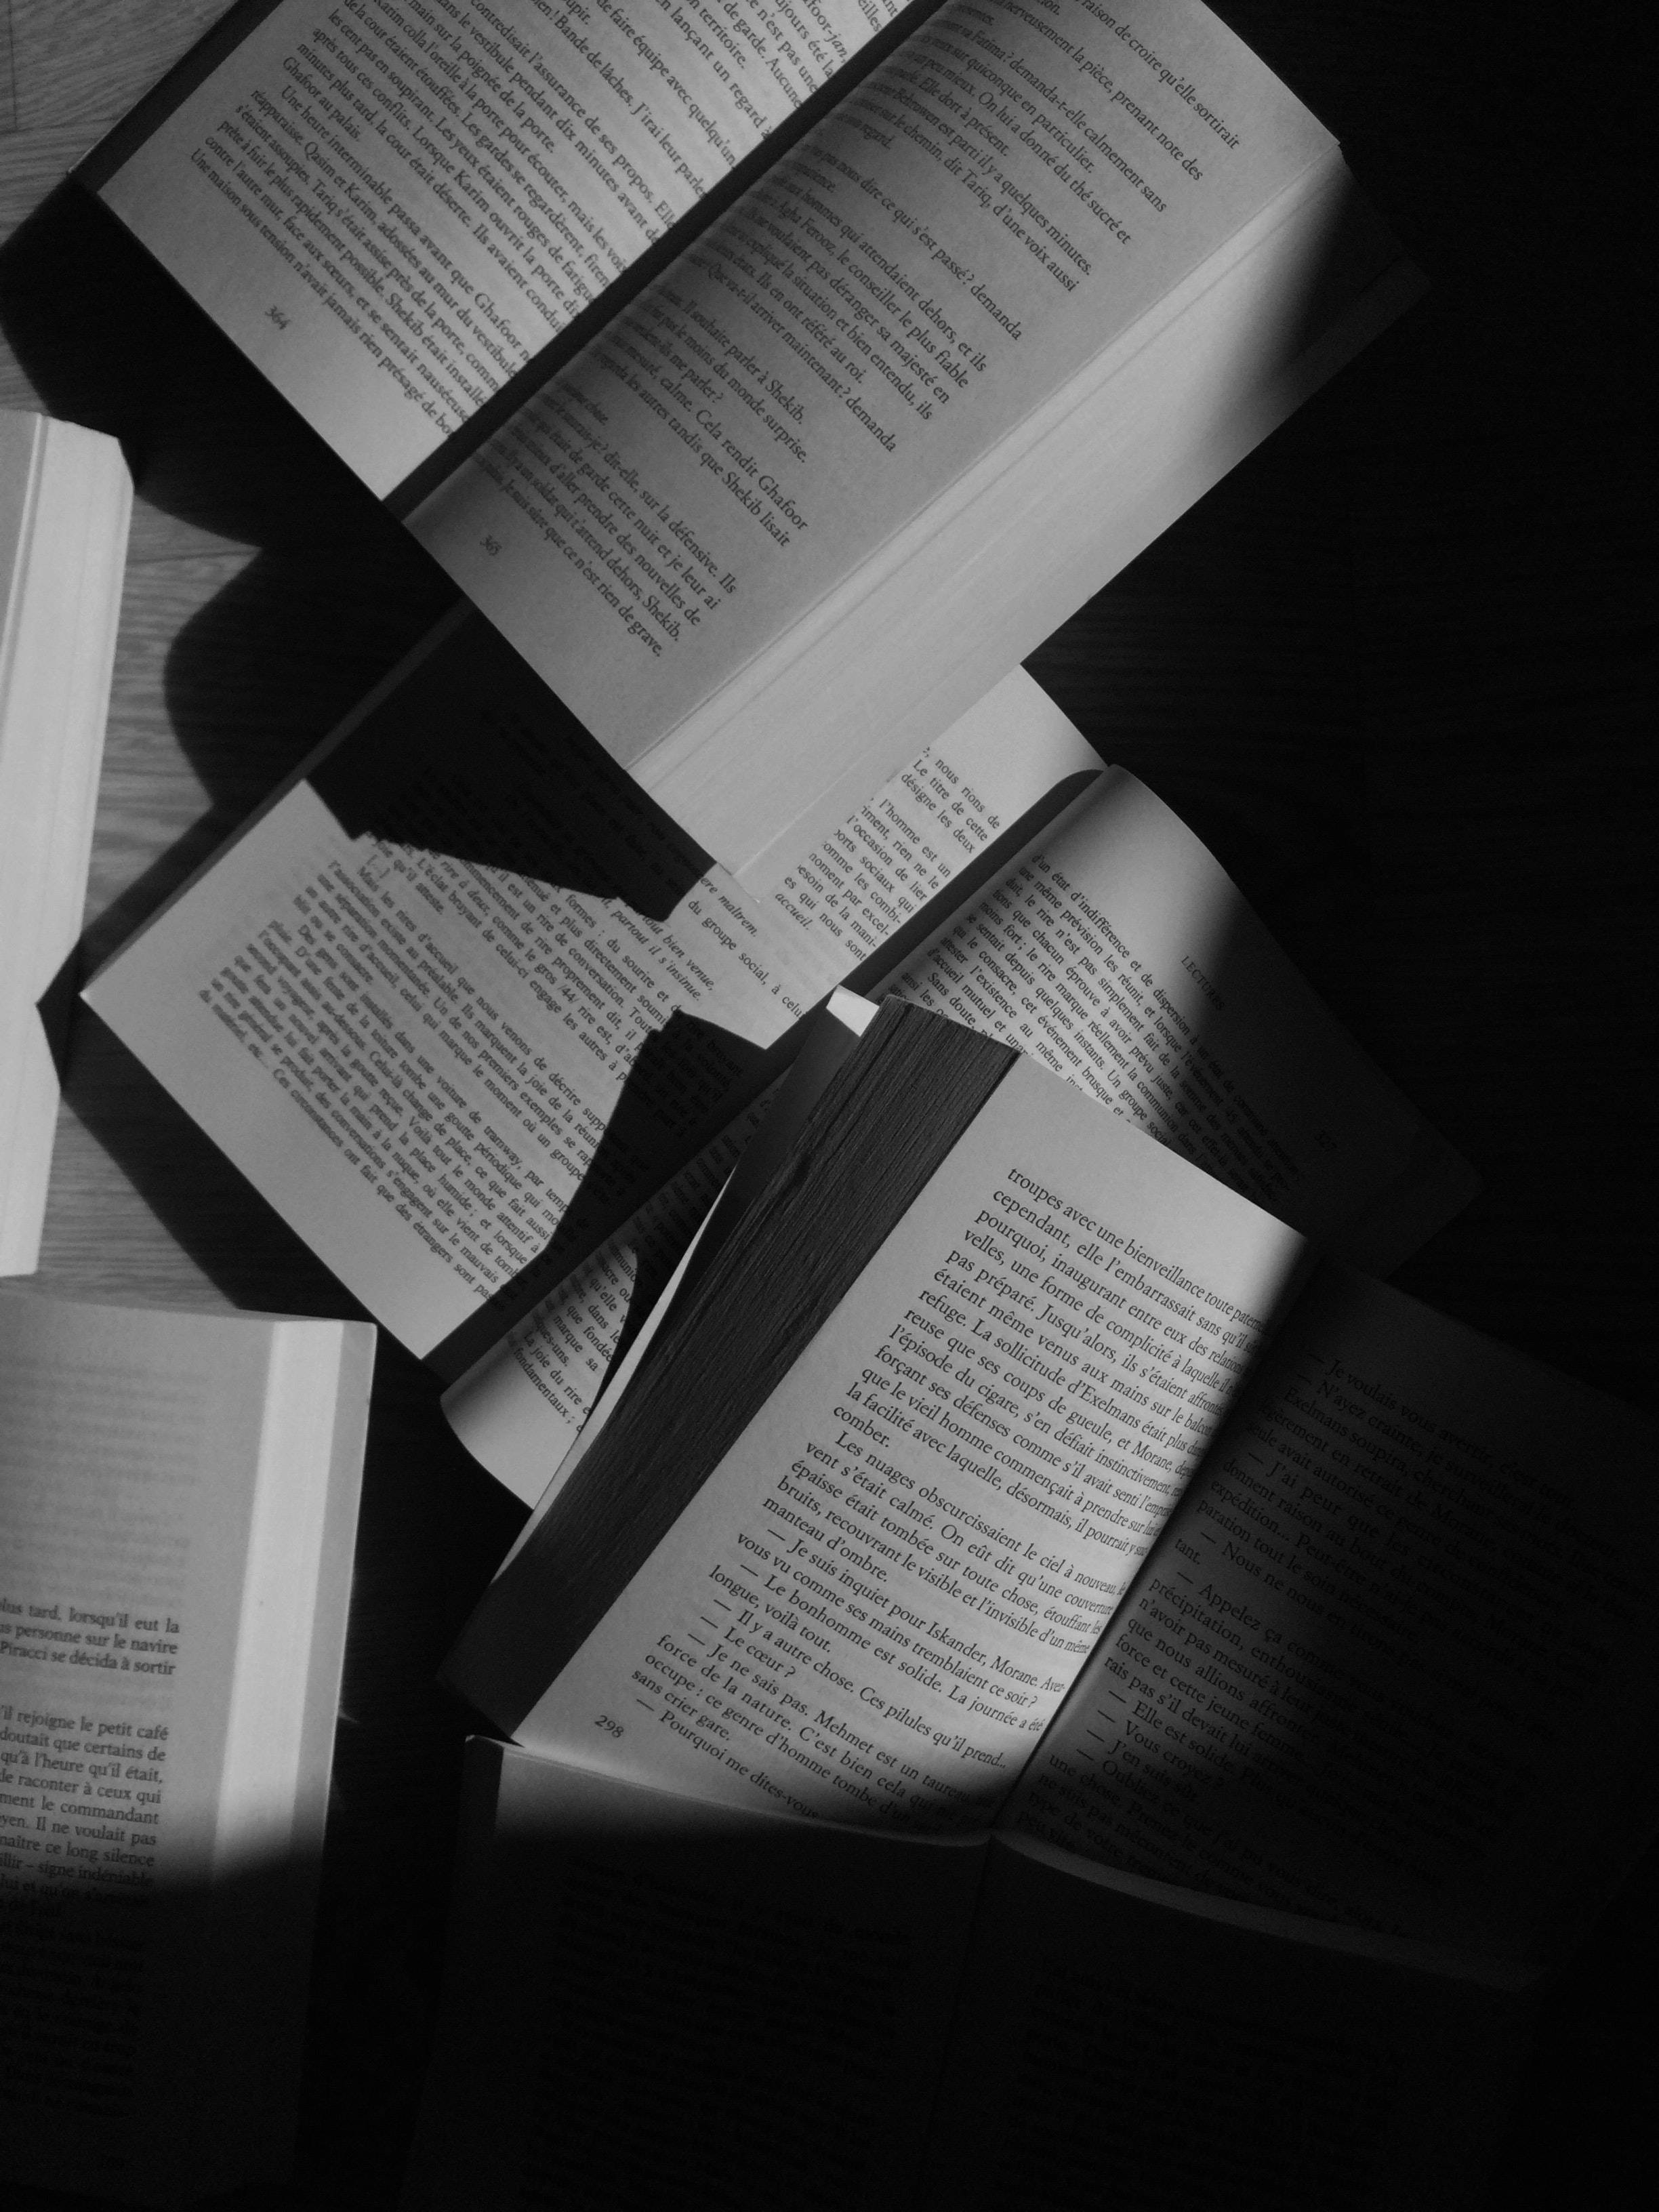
0,0,1652,2202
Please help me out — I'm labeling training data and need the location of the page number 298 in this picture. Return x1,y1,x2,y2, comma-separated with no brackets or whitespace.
594,1715,623,1740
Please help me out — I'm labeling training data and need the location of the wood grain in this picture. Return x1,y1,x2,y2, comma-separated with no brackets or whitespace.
10,0,224,131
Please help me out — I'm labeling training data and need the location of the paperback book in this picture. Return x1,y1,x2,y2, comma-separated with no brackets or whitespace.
85,0,1420,865
0,1290,374,2200
446,1002,1658,1965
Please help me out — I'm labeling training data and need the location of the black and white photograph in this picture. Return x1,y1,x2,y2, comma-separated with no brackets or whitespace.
1,3,1652,2204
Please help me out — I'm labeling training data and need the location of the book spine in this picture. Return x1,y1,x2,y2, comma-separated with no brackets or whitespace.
445,1002,1018,1728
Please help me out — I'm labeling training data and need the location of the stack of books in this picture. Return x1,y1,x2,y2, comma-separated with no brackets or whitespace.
3,1,1652,2203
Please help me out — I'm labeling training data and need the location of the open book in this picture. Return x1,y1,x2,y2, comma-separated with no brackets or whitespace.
402,1740,1533,2210
85,0,1420,866
0,1290,375,2200
83,658,1472,1468
0,411,131,1276
444,1001,1658,1963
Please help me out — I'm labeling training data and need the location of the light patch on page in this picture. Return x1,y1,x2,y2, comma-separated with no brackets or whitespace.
511,1055,1307,1825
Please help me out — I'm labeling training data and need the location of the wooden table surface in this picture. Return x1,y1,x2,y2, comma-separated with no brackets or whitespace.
1,2,1652,2204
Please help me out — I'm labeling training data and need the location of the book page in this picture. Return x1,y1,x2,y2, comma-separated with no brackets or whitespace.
1009,1269,1659,1957
87,767,836,1360
927,1834,1530,2211
762,663,1099,969
413,0,1332,752
889,769,1472,1267
510,1051,1308,1827
98,0,906,494
405,1741,985,2209
0,1295,281,2194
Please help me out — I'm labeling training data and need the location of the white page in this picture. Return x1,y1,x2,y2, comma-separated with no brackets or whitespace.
629,142,1399,870
888,768,1472,1267
412,0,1331,750
760,663,1100,964
100,0,905,494
87,777,836,1356
511,1052,1308,1826
1009,1269,1659,1956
